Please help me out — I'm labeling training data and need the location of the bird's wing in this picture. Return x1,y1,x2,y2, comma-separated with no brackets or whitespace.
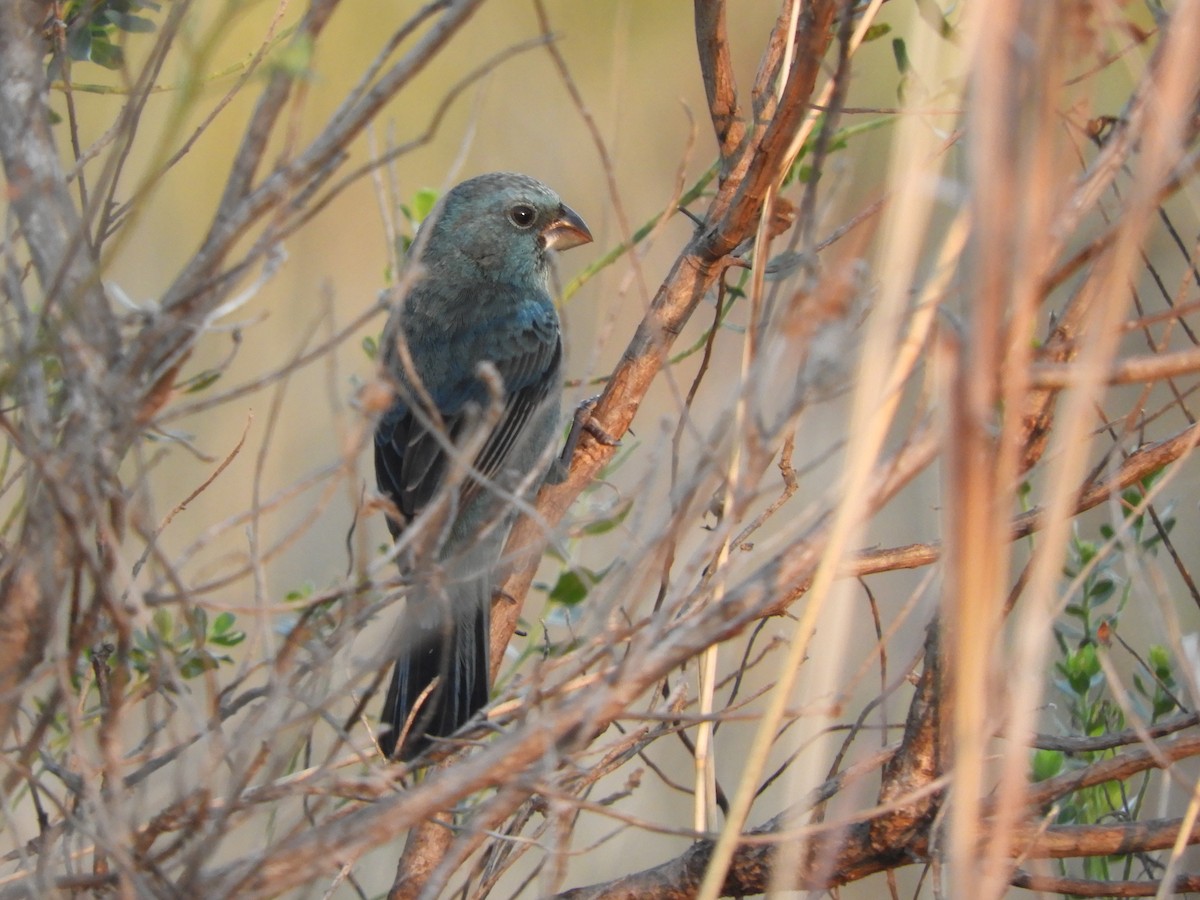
374,313,561,537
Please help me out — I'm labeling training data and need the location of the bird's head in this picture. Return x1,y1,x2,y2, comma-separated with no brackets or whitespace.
418,172,592,284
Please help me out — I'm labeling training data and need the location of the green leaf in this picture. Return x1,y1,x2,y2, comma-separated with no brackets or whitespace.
182,367,223,393
1153,692,1177,719
548,569,590,606
189,606,208,639
285,582,315,602
179,650,222,679
1077,643,1100,678
90,36,126,70
271,33,314,78
580,501,632,537
1031,748,1064,782
362,334,378,360
861,23,892,42
66,25,93,62
1149,644,1171,676
152,608,173,640
211,611,246,647
103,12,157,32
412,188,439,224
1089,577,1115,604
1074,539,1098,566
891,38,910,75
133,629,157,653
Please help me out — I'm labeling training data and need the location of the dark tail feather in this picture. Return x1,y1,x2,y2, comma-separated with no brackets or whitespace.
379,599,490,761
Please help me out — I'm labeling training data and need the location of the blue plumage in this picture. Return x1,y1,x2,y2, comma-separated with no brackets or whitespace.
374,173,591,760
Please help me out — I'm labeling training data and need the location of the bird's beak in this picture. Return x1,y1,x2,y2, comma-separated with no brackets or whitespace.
542,204,593,251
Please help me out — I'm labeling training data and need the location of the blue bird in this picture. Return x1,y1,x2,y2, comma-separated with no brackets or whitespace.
374,172,592,760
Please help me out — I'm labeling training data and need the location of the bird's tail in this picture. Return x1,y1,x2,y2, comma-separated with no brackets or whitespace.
378,586,490,761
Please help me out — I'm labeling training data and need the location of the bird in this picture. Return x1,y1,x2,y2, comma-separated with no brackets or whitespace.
374,172,592,761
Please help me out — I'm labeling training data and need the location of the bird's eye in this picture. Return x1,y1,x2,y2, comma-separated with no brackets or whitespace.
508,204,537,228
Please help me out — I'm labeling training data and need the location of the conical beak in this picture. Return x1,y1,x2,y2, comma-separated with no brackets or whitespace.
542,203,593,251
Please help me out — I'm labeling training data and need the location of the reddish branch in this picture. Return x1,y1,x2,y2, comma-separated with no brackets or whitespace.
555,732,1200,899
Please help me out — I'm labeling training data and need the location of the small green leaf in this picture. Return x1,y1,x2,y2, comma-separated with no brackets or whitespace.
1089,577,1115,604
861,23,892,42
891,38,910,75
285,582,315,602
103,12,157,32
412,188,439,224
271,33,314,78
190,606,208,639
210,630,245,648
66,25,93,62
548,569,589,606
210,611,246,647
1149,645,1174,682
133,630,157,653
152,608,173,640
362,335,378,360
179,650,221,679
90,37,126,70
1031,748,1064,782
580,501,632,537
1153,692,1177,719
1077,644,1100,678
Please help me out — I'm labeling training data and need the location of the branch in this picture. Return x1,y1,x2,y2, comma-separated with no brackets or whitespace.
1011,869,1200,897
694,0,745,168
0,1,117,361
1031,345,1200,387
1032,711,1200,753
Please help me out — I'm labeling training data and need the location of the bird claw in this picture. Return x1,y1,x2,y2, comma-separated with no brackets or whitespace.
576,396,620,447
553,395,619,478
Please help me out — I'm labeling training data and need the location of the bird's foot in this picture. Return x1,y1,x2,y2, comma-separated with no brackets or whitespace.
574,395,620,447
552,395,620,480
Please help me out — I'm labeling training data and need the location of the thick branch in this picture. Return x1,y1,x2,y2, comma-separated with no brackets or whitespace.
0,0,117,360
869,622,942,851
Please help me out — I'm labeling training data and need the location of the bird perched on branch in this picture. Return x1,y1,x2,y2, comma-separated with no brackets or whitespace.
374,172,592,760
